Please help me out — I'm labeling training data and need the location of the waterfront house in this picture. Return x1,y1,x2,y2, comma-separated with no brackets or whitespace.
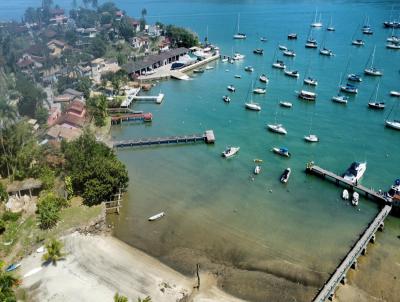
123,47,189,78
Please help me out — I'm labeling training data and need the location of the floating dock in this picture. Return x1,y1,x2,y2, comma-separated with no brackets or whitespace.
113,130,215,148
312,205,392,302
132,93,165,104
111,113,153,125
305,163,389,205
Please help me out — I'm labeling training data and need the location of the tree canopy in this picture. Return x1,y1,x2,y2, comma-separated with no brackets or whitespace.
165,25,199,48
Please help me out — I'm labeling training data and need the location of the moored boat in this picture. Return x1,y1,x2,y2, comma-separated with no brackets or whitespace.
193,68,205,73
272,147,291,157
227,85,236,92
304,77,318,86
272,60,286,69
223,95,231,103
232,53,245,60
148,212,165,221
298,90,316,101
254,165,261,175
332,95,349,104
390,90,400,97
234,75,241,79
368,102,385,109
348,74,362,82
278,45,288,51
352,39,365,46
342,189,349,200
385,120,400,130
253,48,264,55
283,50,296,57
305,41,318,48
342,162,367,184
233,13,246,39
386,43,400,49
288,33,298,39
259,74,269,83
280,101,292,108
280,168,291,183
267,124,287,135
222,146,240,158
245,66,254,72
304,134,319,142
340,83,358,94
260,37,268,42
352,192,359,206
284,70,299,78
253,88,266,94
364,46,383,76
319,47,334,56
245,102,261,111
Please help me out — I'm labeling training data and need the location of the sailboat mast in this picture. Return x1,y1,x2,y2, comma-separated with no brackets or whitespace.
237,13,240,33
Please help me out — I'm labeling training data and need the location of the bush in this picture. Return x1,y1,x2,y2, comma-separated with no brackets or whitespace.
0,219,5,234
2,211,21,222
0,183,7,203
36,192,67,229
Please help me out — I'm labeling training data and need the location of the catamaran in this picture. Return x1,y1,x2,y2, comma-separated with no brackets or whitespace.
233,14,246,39
364,46,383,76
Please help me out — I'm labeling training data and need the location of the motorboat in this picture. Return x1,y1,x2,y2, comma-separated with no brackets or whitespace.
298,90,316,101
280,168,291,183
245,66,254,72
368,102,385,109
390,90,400,97
254,159,263,163
340,83,358,94
253,48,264,55
254,165,261,175
284,70,300,78
364,67,383,76
385,179,400,200
352,39,365,46
288,33,298,40
245,102,261,111
223,95,231,103
260,37,268,42
332,95,349,104
280,101,292,108
272,147,290,157
319,48,334,56
259,74,269,83
233,53,245,60
267,124,287,135
352,192,359,206
386,43,400,49
348,74,362,82
385,120,400,130
342,189,349,200
227,85,236,92
272,60,286,69
205,66,214,70
148,212,165,221
304,77,318,86
283,50,296,57
304,134,319,142
383,21,400,28
234,75,242,79
193,69,204,73
253,88,266,94
279,45,288,51
342,162,367,184
222,146,240,158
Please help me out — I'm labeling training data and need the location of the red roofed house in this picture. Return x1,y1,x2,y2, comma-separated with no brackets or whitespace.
60,100,86,129
47,107,61,127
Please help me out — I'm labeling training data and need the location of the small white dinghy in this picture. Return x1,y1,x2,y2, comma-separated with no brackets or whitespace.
253,88,266,94
227,85,236,92
390,90,400,97
352,192,359,206
148,212,165,221
280,101,292,108
342,189,349,200
254,165,261,175
280,168,291,183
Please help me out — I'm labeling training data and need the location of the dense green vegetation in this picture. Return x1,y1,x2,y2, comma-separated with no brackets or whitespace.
37,191,68,229
165,25,199,48
0,261,18,302
62,132,128,206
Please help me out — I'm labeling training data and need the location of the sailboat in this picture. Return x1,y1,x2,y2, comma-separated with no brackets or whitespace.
311,9,323,28
267,101,287,134
271,47,286,69
245,81,261,111
362,16,373,35
364,46,383,76
303,58,318,86
304,112,319,142
368,83,385,109
385,101,400,130
351,24,365,46
305,27,318,48
327,16,335,31
332,73,349,104
319,33,335,56
233,14,246,39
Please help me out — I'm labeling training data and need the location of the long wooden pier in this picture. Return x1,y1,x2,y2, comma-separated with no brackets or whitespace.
113,130,215,148
111,112,153,125
306,163,389,205
312,204,392,302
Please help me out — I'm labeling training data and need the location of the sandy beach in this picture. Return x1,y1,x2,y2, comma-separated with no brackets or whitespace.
20,232,244,302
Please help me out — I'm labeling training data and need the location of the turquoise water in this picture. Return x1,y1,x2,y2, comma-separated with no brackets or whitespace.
109,1,400,301
3,1,400,301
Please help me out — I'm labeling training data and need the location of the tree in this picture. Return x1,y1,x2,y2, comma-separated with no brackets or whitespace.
15,73,46,118
114,293,128,302
76,77,92,99
165,25,199,48
0,183,7,203
117,18,135,41
35,106,49,125
0,99,17,177
0,261,18,301
87,95,108,127
61,132,128,206
88,37,107,58
42,238,66,265
65,176,73,200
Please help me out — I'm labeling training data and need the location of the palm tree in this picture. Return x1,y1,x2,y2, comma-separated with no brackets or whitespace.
114,293,128,302
42,238,66,265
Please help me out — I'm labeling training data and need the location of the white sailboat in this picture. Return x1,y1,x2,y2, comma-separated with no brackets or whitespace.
267,102,287,134
304,113,319,142
368,83,385,109
385,101,400,130
233,13,246,39
311,9,323,28
245,81,261,111
327,16,335,31
364,46,383,76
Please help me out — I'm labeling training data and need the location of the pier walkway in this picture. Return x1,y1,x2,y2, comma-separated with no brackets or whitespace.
132,93,164,104
306,163,389,205
312,204,392,302
111,112,152,125
113,130,215,148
